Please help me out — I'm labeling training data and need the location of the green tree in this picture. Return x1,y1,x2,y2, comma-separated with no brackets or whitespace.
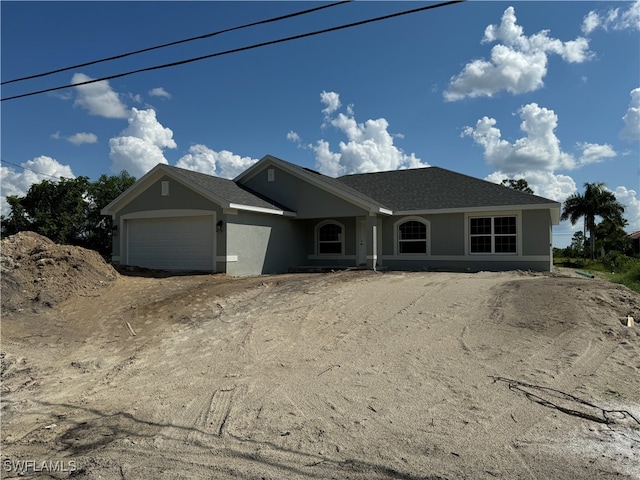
568,231,586,258
85,171,136,256
501,178,534,194
1,171,136,258
2,177,91,244
561,182,625,260
596,217,632,255
1,195,32,237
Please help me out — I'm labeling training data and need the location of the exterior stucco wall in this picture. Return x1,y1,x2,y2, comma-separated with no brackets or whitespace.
378,213,465,256
430,213,465,255
522,209,552,256
225,211,306,276
380,258,551,272
240,166,369,218
111,175,223,261
375,210,552,272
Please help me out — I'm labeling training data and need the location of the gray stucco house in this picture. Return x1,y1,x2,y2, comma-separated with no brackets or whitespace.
101,155,561,276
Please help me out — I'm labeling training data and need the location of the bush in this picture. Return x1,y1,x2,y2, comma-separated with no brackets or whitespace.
605,255,640,293
602,251,632,272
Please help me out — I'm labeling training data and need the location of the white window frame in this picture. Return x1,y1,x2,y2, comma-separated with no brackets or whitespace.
394,217,430,256
315,220,345,256
468,214,518,255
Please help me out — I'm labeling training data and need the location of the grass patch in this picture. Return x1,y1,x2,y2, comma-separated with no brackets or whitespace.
554,255,640,294
610,263,640,293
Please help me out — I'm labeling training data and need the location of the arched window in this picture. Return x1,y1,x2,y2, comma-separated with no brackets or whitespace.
317,221,344,255
397,219,428,254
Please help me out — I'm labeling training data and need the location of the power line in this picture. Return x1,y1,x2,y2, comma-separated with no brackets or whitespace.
1,1,351,86
1,0,465,102
0,158,68,180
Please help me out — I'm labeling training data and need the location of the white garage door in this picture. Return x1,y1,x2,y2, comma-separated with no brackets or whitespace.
127,215,215,271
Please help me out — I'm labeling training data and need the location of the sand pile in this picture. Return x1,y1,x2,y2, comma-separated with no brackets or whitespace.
1,231,118,312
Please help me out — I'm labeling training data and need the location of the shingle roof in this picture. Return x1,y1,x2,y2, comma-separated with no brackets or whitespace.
166,165,292,212
338,166,559,211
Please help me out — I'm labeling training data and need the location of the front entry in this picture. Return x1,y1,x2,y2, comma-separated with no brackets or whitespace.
357,219,367,265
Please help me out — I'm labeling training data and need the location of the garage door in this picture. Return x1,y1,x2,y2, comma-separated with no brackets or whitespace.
127,215,215,271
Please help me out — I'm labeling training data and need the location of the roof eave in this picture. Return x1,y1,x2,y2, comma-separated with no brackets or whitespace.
394,203,561,224
228,203,297,217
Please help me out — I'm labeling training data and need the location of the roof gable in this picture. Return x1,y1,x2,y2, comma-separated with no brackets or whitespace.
236,155,392,214
101,164,292,216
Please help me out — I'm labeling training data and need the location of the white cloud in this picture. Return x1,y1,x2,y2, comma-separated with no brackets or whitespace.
287,131,301,144
108,108,176,177
581,11,601,36
614,185,640,231
1,156,75,216
621,87,640,142
148,87,172,99
176,145,258,179
582,0,640,34
129,93,143,104
577,142,617,166
71,73,129,119
310,92,428,177
67,132,98,145
51,130,98,145
462,103,575,173
320,91,341,117
485,170,576,202
314,139,343,177
444,6,592,101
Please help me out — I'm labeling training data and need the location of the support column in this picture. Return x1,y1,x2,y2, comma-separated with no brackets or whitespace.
366,214,378,271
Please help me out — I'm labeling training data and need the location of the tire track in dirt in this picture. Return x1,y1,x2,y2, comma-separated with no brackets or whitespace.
187,386,237,446
230,273,476,461
476,278,633,476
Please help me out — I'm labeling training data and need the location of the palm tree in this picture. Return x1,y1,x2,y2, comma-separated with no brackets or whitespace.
561,182,625,259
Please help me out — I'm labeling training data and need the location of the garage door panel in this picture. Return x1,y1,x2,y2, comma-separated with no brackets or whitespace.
127,216,214,271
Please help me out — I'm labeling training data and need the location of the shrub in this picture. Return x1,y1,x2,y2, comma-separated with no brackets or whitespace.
602,251,632,272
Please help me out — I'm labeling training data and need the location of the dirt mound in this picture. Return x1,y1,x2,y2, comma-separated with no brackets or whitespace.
1,231,118,313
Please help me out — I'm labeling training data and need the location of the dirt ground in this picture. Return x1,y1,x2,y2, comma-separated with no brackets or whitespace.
2,248,640,478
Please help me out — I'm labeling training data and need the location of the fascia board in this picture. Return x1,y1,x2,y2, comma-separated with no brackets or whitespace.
394,203,561,224
228,203,297,217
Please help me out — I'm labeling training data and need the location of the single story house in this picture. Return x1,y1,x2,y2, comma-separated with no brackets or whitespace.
101,155,561,276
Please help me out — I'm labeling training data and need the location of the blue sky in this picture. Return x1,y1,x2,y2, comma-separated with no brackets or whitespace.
1,1,639,247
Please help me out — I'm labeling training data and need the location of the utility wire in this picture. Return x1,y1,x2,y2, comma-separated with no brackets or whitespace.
1,0,464,102
1,1,351,86
0,159,66,180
